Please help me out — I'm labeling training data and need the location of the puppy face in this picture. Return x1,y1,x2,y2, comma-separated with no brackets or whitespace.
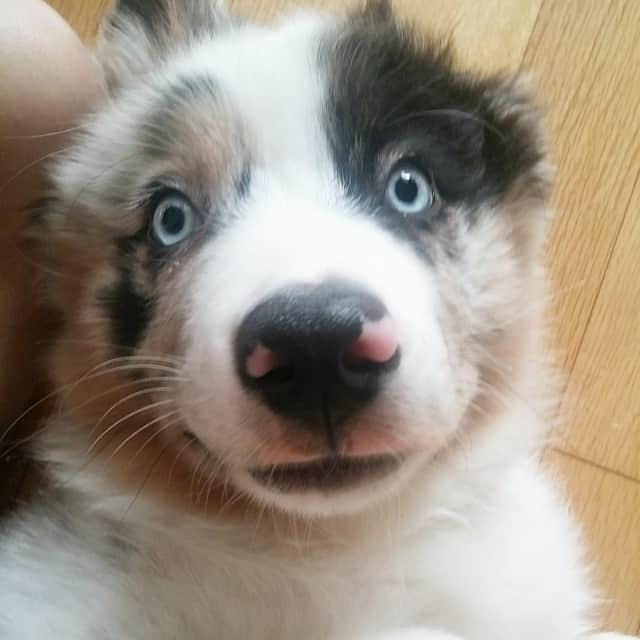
35,0,549,516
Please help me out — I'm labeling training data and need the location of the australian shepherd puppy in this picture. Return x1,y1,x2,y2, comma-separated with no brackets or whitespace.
0,1,628,638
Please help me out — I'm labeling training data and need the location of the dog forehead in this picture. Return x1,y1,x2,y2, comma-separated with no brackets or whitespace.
166,13,334,168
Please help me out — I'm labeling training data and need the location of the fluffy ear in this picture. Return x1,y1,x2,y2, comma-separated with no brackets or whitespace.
97,0,229,91
482,73,552,257
362,0,393,21
483,73,551,203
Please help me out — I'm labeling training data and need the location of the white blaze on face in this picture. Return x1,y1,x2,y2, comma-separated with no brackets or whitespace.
168,15,459,509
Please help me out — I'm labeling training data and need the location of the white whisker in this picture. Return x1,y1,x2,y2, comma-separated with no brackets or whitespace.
88,398,176,453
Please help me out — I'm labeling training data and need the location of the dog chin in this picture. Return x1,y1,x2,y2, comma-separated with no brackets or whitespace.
229,452,429,517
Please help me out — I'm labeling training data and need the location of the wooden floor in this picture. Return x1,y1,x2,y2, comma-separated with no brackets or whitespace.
36,0,640,634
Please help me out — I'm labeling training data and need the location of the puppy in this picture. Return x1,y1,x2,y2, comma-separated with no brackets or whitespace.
0,1,627,638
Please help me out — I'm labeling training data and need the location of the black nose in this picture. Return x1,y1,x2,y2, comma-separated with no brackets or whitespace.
234,280,400,439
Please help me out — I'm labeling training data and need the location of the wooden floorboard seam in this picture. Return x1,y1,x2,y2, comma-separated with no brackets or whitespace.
517,0,545,69
552,447,640,486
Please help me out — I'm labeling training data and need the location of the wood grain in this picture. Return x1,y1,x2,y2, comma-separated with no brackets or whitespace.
560,181,640,480
546,450,640,635
523,0,640,374
46,0,114,41
26,0,640,634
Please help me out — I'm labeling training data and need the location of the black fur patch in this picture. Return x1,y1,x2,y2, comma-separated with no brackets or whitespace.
101,270,153,355
363,0,392,21
115,0,165,25
237,165,252,200
114,0,222,39
100,239,154,355
322,9,545,220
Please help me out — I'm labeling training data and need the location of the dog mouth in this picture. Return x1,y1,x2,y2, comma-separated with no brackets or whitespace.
249,454,402,492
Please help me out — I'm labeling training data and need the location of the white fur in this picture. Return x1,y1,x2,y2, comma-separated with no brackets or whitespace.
0,8,634,640
0,412,603,639
174,17,468,514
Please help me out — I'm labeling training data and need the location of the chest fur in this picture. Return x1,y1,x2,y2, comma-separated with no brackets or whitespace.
114,530,427,639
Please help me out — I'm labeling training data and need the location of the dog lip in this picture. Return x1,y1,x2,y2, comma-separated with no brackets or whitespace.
249,454,403,492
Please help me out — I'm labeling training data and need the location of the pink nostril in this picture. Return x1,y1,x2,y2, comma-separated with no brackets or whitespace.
343,316,399,366
246,344,288,379
245,317,398,379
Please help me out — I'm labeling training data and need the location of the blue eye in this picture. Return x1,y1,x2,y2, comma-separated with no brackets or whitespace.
151,195,196,247
386,164,435,216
